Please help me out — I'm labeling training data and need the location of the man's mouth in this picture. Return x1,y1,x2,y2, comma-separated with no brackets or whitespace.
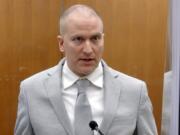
79,58,94,63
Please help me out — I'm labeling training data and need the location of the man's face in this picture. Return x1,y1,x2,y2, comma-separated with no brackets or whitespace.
58,14,104,77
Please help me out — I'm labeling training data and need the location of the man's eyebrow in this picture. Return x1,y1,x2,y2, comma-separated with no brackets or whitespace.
71,34,83,38
91,32,104,36
70,32,103,38
94,32,103,35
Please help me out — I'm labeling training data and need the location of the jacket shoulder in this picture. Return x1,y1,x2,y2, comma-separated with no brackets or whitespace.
108,67,146,85
21,65,58,85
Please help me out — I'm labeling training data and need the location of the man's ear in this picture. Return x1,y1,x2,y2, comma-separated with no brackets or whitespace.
57,35,64,52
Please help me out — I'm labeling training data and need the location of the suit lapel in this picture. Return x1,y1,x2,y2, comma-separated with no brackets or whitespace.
100,62,122,135
44,59,74,135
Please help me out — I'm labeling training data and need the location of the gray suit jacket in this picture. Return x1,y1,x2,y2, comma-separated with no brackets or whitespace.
14,59,158,135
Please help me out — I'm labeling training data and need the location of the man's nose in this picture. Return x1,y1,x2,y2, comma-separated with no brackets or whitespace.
83,40,93,54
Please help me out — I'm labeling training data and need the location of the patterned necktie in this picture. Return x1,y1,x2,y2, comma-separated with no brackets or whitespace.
74,79,93,135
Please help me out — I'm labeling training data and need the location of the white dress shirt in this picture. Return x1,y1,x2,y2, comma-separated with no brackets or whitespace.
62,61,104,130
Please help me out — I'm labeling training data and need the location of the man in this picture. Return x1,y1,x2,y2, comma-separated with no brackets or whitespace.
15,4,158,135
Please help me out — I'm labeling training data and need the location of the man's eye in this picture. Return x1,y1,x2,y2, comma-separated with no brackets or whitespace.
91,35,101,41
72,37,83,42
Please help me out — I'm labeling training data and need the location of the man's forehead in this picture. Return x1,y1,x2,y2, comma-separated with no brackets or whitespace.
64,14,103,33
62,20,103,38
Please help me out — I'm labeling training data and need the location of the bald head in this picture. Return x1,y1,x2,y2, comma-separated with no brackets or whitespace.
59,4,103,35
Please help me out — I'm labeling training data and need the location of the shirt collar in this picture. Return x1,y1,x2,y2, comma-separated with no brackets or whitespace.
86,62,103,88
62,61,103,89
62,61,79,89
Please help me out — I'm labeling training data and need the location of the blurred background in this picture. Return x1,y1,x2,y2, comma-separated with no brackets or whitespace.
0,0,179,135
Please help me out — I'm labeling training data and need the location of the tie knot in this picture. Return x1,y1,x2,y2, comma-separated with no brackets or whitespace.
76,79,90,93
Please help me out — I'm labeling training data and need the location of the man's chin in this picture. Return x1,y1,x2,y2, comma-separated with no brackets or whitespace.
78,68,95,77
